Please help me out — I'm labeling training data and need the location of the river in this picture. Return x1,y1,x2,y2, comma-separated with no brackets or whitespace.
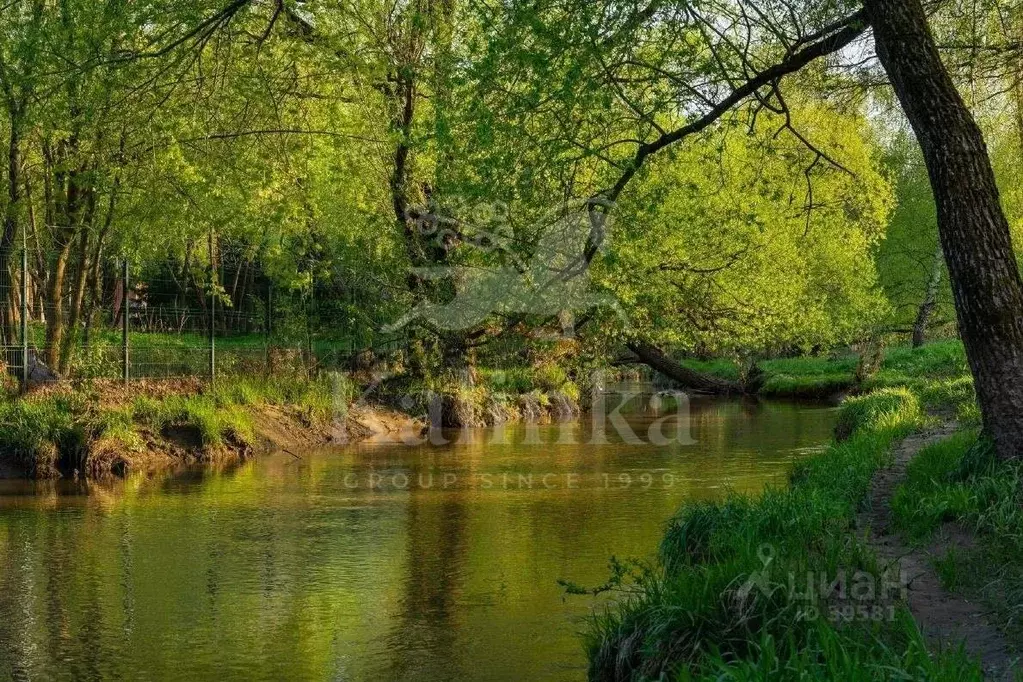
0,391,836,681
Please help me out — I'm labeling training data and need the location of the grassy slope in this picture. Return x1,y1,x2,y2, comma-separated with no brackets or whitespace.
0,361,586,477
0,375,349,477
586,340,997,680
684,354,861,398
684,339,977,405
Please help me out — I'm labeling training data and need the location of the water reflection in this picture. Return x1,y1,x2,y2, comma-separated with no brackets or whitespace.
0,396,836,681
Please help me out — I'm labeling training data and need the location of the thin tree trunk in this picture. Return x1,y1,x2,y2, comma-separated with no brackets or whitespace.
112,274,123,328
866,0,1023,459
44,243,72,370
240,258,254,333
626,339,745,394
912,244,944,348
228,251,243,332
83,187,116,347
66,224,91,355
0,116,20,348
24,176,46,318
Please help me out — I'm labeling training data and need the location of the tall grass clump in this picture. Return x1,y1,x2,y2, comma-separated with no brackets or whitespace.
690,612,980,681
891,429,986,540
209,373,348,425
0,394,87,475
0,391,145,475
833,387,921,441
131,374,348,450
891,427,1023,549
584,388,946,681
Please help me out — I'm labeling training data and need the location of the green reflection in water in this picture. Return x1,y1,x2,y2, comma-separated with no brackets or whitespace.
0,395,836,681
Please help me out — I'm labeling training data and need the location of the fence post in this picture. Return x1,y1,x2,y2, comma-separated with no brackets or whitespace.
209,229,216,384
122,259,129,383
264,280,272,378
20,233,28,393
266,280,272,340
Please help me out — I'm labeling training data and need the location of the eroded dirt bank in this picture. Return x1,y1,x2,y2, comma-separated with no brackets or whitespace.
0,376,583,479
0,379,427,480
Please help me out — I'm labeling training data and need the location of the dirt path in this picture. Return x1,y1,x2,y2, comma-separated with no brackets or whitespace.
859,425,1019,679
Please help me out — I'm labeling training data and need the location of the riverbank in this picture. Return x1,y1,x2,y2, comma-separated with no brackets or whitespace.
585,339,1020,679
0,375,370,478
682,341,976,403
0,365,587,479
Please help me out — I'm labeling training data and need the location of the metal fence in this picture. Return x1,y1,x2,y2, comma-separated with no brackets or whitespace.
0,244,406,391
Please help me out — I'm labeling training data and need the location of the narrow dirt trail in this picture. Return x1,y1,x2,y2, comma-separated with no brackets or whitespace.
858,425,1019,680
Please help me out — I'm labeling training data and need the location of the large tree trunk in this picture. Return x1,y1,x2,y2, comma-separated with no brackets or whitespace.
626,339,745,394
866,0,1023,459
911,244,944,348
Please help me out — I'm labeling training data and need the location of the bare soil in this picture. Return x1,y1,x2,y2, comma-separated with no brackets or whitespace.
4,380,424,479
859,425,1020,679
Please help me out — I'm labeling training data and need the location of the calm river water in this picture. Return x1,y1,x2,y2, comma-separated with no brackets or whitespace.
0,392,836,681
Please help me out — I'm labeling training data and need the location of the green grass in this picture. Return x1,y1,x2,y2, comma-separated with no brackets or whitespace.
890,427,1023,641
22,321,398,381
379,365,583,427
130,374,349,448
479,364,581,401
890,429,987,540
0,394,89,475
0,373,353,476
683,353,860,398
581,387,981,680
689,611,979,681
588,339,1023,679
682,340,976,405
131,394,254,449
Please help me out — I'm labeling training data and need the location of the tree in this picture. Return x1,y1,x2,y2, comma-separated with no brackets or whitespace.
599,102,890,361
473,0,1023,457
0,0,43,350
866,0,1023,459
875,132,951,346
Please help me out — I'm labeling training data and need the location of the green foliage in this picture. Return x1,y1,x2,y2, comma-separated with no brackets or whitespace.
584,385,938,680
874,132,955,338
601,103,892,357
